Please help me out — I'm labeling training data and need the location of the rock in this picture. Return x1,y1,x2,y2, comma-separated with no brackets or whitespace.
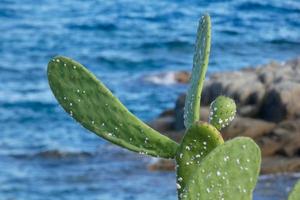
148,158,175,171
267,120,300,157
148,57,300,174
222,117,276,140
173,57,300,122
258,137,283,157
256,61,283,85
277,122,300,157
174,71,190,83
260,81,300,122
149,116,175,132
159,109,175,117
174,94,185,130
202,70,266,117
261,156,300,174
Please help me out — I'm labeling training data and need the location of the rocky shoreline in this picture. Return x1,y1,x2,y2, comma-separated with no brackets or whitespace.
148,57,300,174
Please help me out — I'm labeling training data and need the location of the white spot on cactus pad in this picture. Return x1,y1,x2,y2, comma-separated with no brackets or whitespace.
182,138,260,199
107,133,113,136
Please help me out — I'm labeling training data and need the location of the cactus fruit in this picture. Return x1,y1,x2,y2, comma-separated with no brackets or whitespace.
184,14,211,129
289,180,300,200
47,13,262,200
209,95,236,130
181,137,261,200
47,56,178,158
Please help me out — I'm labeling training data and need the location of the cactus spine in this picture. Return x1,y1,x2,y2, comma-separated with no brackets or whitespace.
47,14,261,200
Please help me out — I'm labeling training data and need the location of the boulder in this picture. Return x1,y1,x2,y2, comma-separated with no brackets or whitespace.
148,158,175,171
148,57,300,174
261,156,300,174
149,116,175,132
222,117,275,140
174,71,190,83
268,120,300,157
259,82,300,122
202,70,266,117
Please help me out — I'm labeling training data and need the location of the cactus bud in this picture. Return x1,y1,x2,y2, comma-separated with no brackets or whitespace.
209,96,236,130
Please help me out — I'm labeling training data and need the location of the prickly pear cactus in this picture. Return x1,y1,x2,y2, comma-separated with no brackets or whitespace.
176,122,224,198
47,13,262,200
209,96,236,130
289,180,300,200
184,14,211,129
47,56,178,158
181,137,261,200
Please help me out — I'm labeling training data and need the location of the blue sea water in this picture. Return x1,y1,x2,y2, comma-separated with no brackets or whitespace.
1,0,300,199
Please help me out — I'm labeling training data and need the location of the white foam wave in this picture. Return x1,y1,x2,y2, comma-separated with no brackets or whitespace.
143,72,178,85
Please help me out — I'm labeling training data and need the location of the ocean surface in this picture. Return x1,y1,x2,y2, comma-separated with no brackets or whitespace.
1,0,300,199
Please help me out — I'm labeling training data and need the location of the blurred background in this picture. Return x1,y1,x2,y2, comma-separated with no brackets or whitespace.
1,0,300,199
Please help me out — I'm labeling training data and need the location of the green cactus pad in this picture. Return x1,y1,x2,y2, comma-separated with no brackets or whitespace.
209,96,236,130
184,14,211,129
181,137,261,200
289,180,300,200
47,56,178,158
176,122,224,198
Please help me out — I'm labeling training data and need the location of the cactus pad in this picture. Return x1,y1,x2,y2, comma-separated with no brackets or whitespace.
289,180,300,200
181,137,261,200
176,122,224,198
209,96,236,130
184,14,211,129
47,56,179,158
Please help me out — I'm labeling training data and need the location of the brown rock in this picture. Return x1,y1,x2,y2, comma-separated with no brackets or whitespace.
257,137,283,157
271,120,300,157
148,57,300,174
254,119,300,157
202,71,266,117
148,159,175,171
260,82,300,122
159,109,175,117
222,117,276,140
261,156,300,174
149,116,175,132
256,61,282,85
174,71,190,83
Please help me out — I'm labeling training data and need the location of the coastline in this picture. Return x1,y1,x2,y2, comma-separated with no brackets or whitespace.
148,56,300,174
